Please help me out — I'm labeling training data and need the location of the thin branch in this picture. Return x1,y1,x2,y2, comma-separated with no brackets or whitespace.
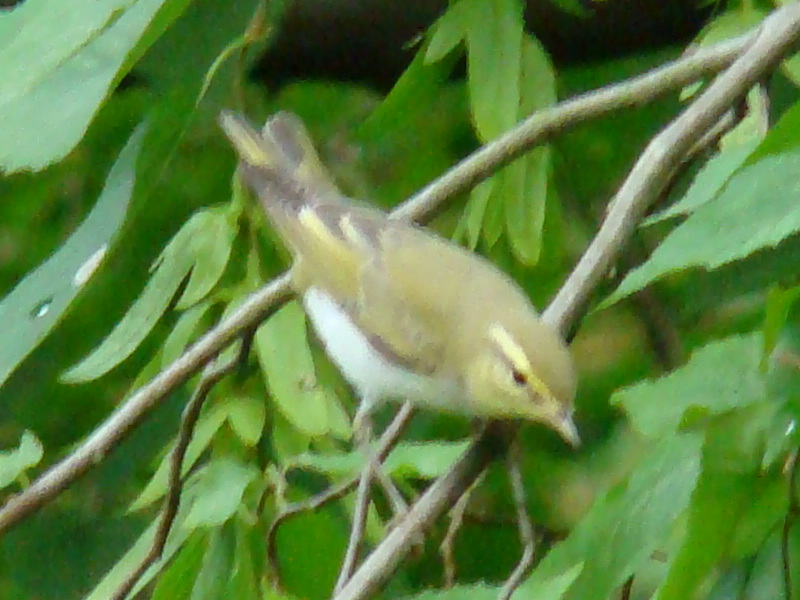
333,6,800,600
440,474,481,588
545,7,800,334
0,18,764,537
335,453,374,593
0,275,293,536
497,443,537,600
110,356,237,600
392,32,752,222
267,403,415,586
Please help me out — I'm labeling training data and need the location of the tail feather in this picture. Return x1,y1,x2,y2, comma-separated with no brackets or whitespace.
218,111,341,214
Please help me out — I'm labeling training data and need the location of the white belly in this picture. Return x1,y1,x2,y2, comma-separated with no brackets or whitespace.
302,287,457,412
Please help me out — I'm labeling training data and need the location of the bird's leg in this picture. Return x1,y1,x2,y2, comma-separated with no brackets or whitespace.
335,401,408,592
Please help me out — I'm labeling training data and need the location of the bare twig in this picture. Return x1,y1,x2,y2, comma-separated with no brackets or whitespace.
546,7,800,334
440,474,481,588
333,6,800,600
267,403,415,585
0,18,764,537
498,443,537,600
335,453,375,593
110,356,237,600
0,275,293,535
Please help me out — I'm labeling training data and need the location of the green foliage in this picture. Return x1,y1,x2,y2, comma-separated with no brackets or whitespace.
3,2,800,600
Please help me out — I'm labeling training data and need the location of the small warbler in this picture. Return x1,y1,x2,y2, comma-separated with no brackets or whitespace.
219,111,579,446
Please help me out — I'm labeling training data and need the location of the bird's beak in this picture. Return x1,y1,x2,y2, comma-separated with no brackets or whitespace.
553,410,581,448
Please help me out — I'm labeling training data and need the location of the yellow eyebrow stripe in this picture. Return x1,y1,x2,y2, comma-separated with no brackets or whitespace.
489,323,553,400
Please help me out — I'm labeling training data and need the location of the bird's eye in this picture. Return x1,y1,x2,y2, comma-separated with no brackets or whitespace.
511,369,527,386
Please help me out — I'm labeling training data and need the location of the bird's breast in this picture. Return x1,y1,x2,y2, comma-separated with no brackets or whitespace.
302,287,459,409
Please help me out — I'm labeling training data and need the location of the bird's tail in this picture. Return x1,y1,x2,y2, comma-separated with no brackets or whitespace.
218,110,341,216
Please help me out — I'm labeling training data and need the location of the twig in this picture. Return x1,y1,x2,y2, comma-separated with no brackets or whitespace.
109,356,237,600
0,20,763,537
335,451,375,593
782,450,800,600
392,32,752,223
333,6,800,599
266,403,415,586
498,443,537,600
545,6,800,334
0,275,293,535
441,470,484,588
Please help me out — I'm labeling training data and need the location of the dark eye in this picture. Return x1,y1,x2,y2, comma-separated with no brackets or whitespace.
512,369,527,386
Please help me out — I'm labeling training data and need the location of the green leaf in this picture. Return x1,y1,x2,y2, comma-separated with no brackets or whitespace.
385,441,470,478
162,301,213,367
524,433,703,600
183,458,258,529
175,207,238,309
763,285,800,362
522,564,585,600
457,178,494,249
747,98,800,160
696,8,766,46
63,206,234,382
0,125,139,387
293,441,470,479
228,519,261,600
406,583,496,600
128,403,229,512
502,35,555,265
150,532,206,600
656,423,763,600
644,139,759,225
255,301,335,437
83,514,199,600
504,146,550,265
360,47,457,144
424,0,470,64
0,0,192,172
612,334,766,438
606,152,800,304
224,394,267,447
191,524,236,600
0,431,43,491
464,0,523,139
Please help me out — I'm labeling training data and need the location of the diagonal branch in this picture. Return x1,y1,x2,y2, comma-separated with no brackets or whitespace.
0,21,763,536
332,5,800,600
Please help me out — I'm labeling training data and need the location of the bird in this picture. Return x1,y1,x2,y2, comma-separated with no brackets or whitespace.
218,110,579,447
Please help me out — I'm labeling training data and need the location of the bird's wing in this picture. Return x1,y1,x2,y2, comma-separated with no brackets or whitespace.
220,111,447,374
291,203,446,375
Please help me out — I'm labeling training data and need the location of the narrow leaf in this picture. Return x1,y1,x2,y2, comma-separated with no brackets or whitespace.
183,458,258,529
525,433,703,600
612,334,765,438
464,0,522,139
176,207,238,309
0,431,43,490
644,139,758,225
0,0,192,172
0,125,140,386
607,152,800,304
255,301,334,437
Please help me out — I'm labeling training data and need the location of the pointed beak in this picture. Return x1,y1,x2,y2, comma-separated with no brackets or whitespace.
553,410,581,448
